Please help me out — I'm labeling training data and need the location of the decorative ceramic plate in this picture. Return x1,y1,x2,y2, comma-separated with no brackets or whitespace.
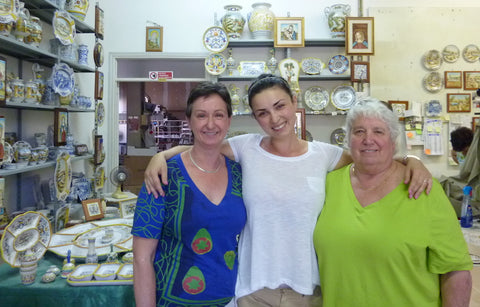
205,53,227,75
93,42,104,67
48,218,133,261
202,26,229,53
238,61,267,76
331,85,356,110
463,44,480,63
96,102,105,127
52,10,76,45
330,128,346,146
300,57,324,75
52,63,75,97
425,100,442,116
442,45,460,63
54,151,72,201
0,0,16,23
0,211,52,267
278,58,300,83
423,49,442,70
328,55,349,74
423,72,443,93
304,86,329,111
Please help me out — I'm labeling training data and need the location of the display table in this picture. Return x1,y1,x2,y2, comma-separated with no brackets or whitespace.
0,253,134,307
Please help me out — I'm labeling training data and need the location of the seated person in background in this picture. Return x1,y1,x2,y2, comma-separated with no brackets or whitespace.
314,98,472,307
450,126,473,165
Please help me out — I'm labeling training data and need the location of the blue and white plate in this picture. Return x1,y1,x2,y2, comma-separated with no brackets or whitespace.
328,55,349,74
203,26,229,53
52,63,75,97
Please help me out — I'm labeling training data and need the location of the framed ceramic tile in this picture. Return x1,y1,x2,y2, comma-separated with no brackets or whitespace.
146,27,163,52
447,93,471,113
82,198,104,221
95,5,104,40
119,198,137,218
444,71,462,89
351,61,370,83
0,55,5,104
94,71,104,100
295,108,306,140
472,116,480,131
388,100,408,120
54,108,68,146
463,71,480,90
94,135,104,165
274,17,305,48
346,17,374,55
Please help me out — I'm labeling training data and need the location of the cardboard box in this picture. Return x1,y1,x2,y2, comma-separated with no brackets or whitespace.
123,155,152,186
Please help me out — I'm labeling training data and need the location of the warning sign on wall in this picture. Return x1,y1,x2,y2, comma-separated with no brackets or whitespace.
148,71,173,80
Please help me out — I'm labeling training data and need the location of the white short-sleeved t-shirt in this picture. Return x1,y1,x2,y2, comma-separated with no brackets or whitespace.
228,134,343,298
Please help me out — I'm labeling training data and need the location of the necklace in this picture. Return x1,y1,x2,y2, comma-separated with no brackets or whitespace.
188,150,222,174
351,163,397,191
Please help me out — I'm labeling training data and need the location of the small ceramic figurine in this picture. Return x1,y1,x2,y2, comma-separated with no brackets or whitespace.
61,250,75,278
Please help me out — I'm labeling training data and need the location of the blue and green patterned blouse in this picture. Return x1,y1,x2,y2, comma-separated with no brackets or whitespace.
132,154,246,307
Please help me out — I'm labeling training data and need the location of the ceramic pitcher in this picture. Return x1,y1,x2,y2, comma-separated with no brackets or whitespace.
324,4,351,39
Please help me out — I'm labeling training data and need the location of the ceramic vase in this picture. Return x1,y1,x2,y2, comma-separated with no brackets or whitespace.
14,2,31,42
324,4,351,39
267,48,278,73
13,140,32,167
248,2,275,39
20,250,38,285
221,5,246,40
65,0,89,21
25,16,42,47
77,44,88,66
226,48,236,76
0,0,15,37
85,237,98,264
10,78,25,103
25,80,38,103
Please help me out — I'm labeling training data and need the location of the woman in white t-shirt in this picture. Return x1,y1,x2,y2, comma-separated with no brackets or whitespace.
143,74,432,306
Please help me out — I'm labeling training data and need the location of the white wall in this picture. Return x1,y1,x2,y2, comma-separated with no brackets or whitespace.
99,0,480,184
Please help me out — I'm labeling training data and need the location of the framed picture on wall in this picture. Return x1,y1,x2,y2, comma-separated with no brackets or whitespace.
350,61,370,82
388,101,408,120
274,17,305,48
444,71,462,89
447,93,471,113
82,198,104,221
472,116,480,131
295,108,306,140
463,71,480,90
0,55,5,104
54,108,68,146
95,5,104,40
346,17,374,55
95,71,104,100
94,135,104,165
146,26,163,52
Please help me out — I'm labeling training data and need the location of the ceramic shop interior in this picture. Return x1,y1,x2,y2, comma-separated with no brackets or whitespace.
2,0,480,305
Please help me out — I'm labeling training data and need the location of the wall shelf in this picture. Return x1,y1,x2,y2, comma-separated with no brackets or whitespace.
218,74,350,82
0,101,95,112
227,38,345,48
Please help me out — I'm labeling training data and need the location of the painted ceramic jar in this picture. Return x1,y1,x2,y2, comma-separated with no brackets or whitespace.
14,2,31,42
226,48,236,76
41,78,58,105
13,141,32,167
0,0,16,37
267,48,278,73
25,16,42,47
221,5,246,40
10,78,25,103
248,2,275,39
77,44,88,65
25,80,38,103
324,4,351,39
65,0,89,21
229,84,242,115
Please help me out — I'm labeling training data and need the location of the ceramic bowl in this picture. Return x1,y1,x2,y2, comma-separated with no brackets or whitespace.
68,264,98,282
94,263,120,281
117,263,133,280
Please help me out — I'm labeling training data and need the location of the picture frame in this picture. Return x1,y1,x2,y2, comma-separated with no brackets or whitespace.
295,108,306,140
346,17,375,55
444,71,462,89
119,198,137,218
447,93,471,113
463,71,480,90
94,71,104,100
94,135,104,165
388,101,409,120
472,116,480,131
274,17,305,48
0,55,6,104
74,144,89,156
146,26,163,52
95,5,104,40
54,108,68,146
351,61,370,83
82,198,104,221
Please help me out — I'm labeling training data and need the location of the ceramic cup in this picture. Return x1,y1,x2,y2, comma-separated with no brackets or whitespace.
20,262,37,285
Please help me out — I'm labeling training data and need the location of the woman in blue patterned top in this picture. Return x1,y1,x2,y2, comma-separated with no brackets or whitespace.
132,82,246,307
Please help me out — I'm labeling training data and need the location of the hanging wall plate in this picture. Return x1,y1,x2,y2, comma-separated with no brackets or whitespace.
205,53,227,75
331,85,356,110
52,10,76,45
203,26,229,52
304,86,329,111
